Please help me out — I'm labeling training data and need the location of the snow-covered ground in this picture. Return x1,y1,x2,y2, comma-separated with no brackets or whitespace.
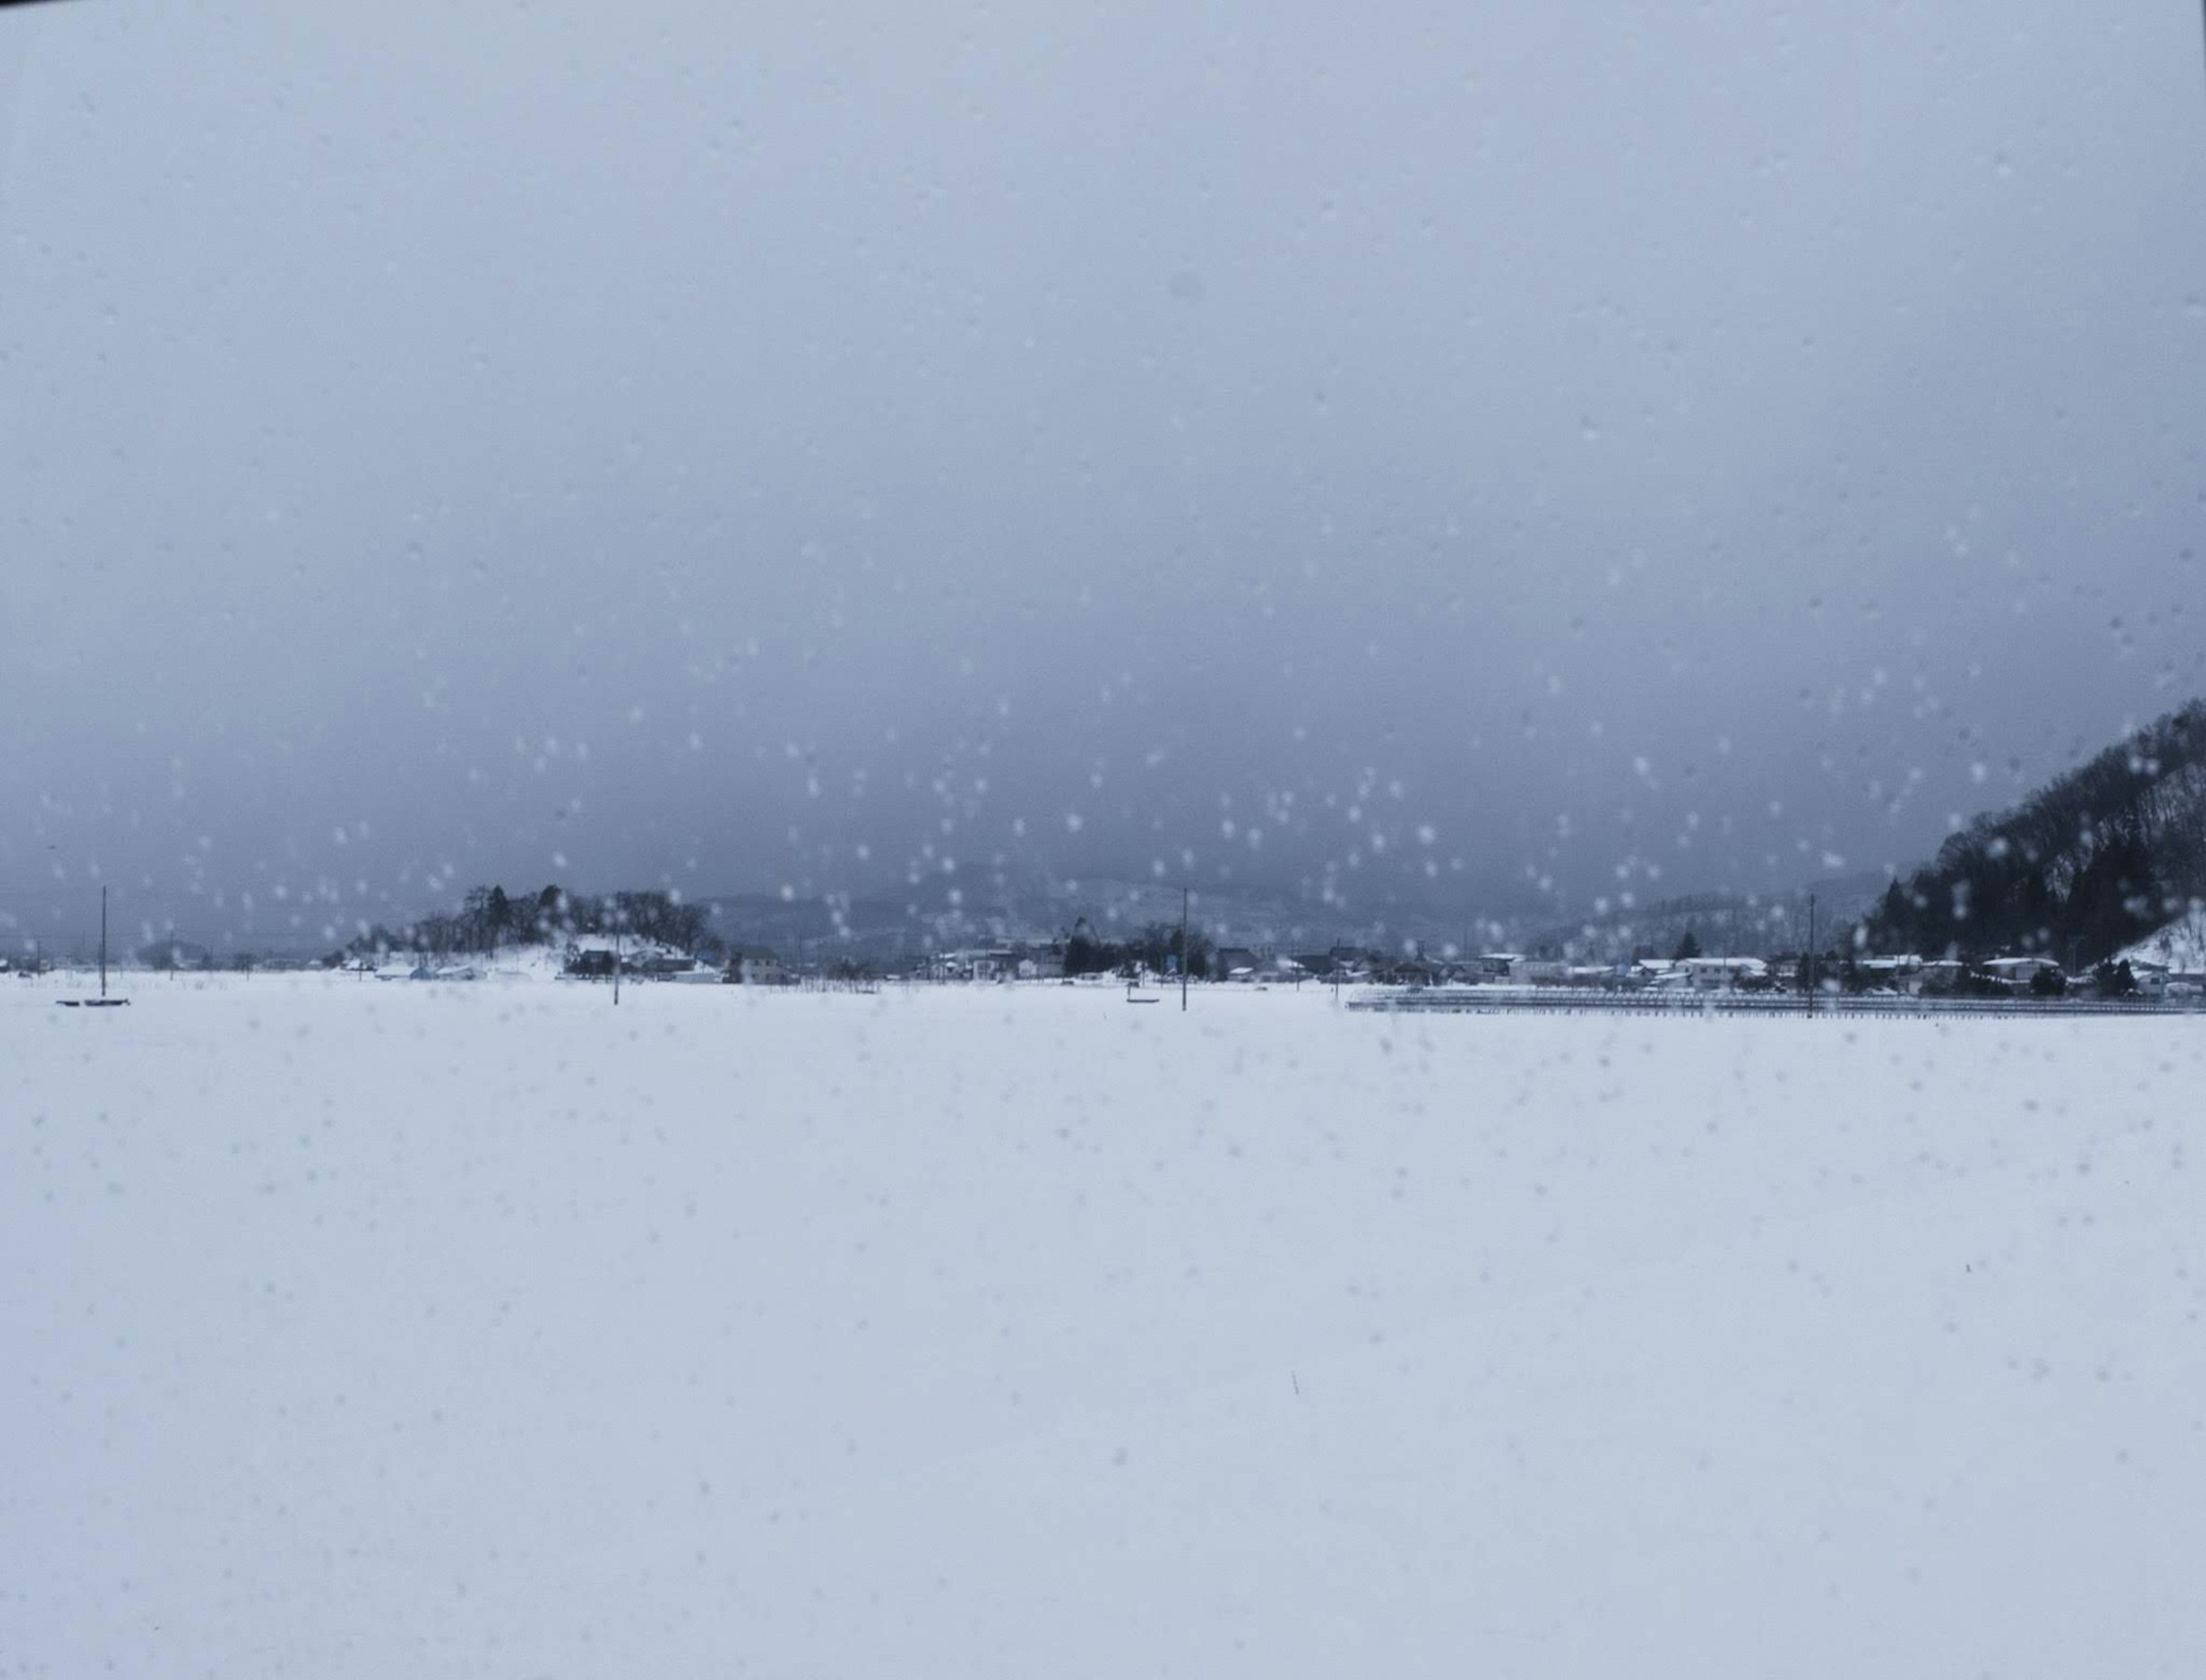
6,976,2204,1677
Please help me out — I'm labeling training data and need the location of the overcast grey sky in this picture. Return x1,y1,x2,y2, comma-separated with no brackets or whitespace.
3,1,2204,947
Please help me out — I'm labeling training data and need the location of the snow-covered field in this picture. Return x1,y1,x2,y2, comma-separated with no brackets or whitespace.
6,976,2204,1677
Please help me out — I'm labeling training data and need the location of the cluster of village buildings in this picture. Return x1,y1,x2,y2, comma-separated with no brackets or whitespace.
539,939,2202,998
306,926,2203,1001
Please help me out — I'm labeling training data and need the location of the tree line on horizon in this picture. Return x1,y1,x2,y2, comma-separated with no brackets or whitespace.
338,884,717,963
1062,917,1217,979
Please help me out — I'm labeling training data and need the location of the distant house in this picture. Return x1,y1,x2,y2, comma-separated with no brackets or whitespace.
562,933,696,978
1017,947,1066,981
2109,958,2170,995
1854,955,1923,994
1290,947,1386,981
1680,956,1769,991
1474,953,1523,981
725,945,787,985
1914,955,2064,995
927,948,1017,982
1983,956,2062,992
1213,946,1263,981
1381,957,1444,987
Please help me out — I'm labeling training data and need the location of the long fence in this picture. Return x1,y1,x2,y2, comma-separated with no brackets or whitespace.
1347,986,2204,1021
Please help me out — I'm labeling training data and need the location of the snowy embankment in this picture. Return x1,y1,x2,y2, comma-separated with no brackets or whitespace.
5,979,2204,1676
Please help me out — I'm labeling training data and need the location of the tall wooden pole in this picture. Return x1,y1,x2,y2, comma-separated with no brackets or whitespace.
99,885,108,999
1806,892,1817,1018
1180,887,1189,1012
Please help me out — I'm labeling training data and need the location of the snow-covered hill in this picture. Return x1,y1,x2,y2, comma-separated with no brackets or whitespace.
2119,900,2206,974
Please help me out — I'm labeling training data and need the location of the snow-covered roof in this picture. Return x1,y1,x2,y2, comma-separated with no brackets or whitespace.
566,934,685,960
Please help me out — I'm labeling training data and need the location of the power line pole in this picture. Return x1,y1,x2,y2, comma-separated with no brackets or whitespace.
1179,886,1190,1013
1805,892,1817,1018
99,885,108,1001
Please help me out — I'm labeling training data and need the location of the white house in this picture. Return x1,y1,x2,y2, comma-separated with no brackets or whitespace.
1983,956,2063,991
1680,956,1769,990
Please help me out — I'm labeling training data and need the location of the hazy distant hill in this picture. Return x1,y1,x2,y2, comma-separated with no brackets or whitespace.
1860,698,2206,967
1519,873,1893,964
701,868,1484,961
699,864,1902,967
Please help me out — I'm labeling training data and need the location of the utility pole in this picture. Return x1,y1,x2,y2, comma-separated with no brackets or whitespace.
1805,892,1817,1018
1179,886,1190,1013
613,912,622,1007
99,885,108,1001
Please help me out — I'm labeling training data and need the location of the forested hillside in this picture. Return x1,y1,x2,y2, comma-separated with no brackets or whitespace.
1861,700,2206,964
